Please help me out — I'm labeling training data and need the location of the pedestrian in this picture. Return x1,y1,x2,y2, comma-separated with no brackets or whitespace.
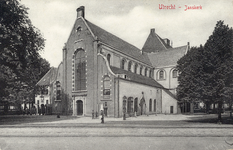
101,110,104,123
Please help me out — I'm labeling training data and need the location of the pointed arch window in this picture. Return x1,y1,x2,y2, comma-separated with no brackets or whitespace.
128,61,132,72
107,54,111,65
145,68,148,77
149,69,152,78
140,66,143,75
121,59,126,70
134,63,138,74
103,76,110,99
75,49,86,91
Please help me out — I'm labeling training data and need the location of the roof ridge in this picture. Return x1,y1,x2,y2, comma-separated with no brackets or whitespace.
85,20,141,52
85,19,152,66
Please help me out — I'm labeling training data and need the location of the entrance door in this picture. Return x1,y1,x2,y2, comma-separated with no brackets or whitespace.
77,100,83,115
170,106,173,114
104,108,107,116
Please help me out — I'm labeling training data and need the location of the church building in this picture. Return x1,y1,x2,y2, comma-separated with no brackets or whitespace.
36,6,189,117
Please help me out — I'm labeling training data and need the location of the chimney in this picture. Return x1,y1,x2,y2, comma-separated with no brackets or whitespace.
77,6,85,18
187,42,190,50
150,28,155,33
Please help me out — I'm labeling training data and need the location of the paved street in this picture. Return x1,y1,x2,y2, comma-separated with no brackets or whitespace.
1,137,233,150
0,114,233,150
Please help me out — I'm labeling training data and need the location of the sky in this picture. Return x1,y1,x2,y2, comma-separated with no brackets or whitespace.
20,0,233,67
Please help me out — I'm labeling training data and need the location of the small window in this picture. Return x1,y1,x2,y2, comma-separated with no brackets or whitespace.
56,81,61,100
158,70,165,80
172,69,178,78
76,26,82,35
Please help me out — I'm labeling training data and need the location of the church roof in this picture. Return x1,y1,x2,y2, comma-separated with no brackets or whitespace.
142,29,172,53
85,20,152,66
36,67,57,86
110,66,162,88
148,45,187,68
110,66,177,99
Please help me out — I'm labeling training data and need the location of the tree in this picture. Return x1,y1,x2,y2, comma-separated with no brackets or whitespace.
177,46,205,112
0,0,50,105
177,21,233,122
203,21,233,122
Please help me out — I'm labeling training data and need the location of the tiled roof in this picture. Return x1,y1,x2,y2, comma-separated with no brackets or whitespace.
110,66,177,99
110,66,163,88
85,20,152,66
148,45,187,67
36,67,57,86
142,30,172,53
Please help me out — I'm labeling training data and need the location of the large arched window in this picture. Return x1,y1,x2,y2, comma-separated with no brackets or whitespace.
134,63,138,74
172,69,178,78
121,59,126,69
107,54,111,65
128,61,132,71
103,76,110,99
158,70,166,80
75,49,86,91
149,99,152,112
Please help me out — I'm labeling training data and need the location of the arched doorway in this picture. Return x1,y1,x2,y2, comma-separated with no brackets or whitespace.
76,100,83,115
139,98,145,115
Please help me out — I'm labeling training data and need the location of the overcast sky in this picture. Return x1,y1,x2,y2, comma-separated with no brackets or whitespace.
20,0,233,67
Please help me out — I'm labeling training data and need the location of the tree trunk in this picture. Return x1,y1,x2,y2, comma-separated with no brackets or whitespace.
229,102,232,119
218,101,222,123
205,101,209,114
